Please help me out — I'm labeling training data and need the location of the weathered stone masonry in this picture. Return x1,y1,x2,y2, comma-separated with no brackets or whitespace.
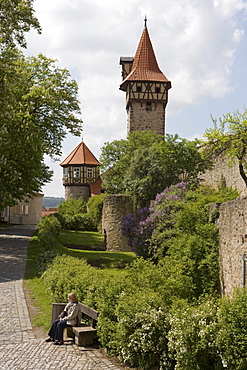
217,196,247,296
102,195,134,252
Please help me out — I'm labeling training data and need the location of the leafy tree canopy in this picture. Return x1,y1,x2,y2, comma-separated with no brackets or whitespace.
0,1,83,210
0,50,82,210
100,131,210,208
0,0,41,48
202,108,247,187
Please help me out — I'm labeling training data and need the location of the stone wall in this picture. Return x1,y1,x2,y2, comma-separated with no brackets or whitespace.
217,196,247,296
65,185,90,202
102,194,134,252
127,101,166,135
201,154,247,196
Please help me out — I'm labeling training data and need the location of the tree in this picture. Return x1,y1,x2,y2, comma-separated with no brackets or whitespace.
0,49,83,210
202,108,247,187
100,131,209,208
0,1,83,210
0,0,41,48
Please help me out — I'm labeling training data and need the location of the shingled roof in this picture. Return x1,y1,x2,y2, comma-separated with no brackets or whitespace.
120,26,171,91
60,141,100,166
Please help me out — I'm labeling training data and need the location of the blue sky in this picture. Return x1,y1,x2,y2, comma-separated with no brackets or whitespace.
25,0,247,197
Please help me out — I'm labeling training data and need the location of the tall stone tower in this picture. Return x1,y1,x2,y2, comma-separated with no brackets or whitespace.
60,141,103,202
119,20,171,136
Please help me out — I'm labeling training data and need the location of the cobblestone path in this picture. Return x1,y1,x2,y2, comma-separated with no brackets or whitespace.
0,225,122,370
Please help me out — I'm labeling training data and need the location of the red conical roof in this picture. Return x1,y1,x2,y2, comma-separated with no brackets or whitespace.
120,27,171,90
60,141,100,166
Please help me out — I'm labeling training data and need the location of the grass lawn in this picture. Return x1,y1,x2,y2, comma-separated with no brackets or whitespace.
58,230,105,250
24,229,136,331
58,230,136,268
24,235,54,331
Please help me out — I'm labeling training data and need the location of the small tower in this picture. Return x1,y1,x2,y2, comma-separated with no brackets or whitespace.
60,141,103,202
120,19,171,136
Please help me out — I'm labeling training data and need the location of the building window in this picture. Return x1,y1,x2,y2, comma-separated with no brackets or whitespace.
22,205,29,215
137,85,142,92
73,167,80,178
146,102,152,112
155,86,161,93
63,167,68,178
87,168,93,178
14,205,20,215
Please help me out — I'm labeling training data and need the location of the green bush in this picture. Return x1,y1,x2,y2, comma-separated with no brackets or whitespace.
52,212,66,229
42,255,97,302
217,288,247,370
38,214,61,236
92,274,129,354
78,213,96,230
87,193,107,231
168,299,222,370
58,197,87,216
115,292,171,370
37,215,61,250
36,249,60,274
63,213,95,230
160,226,219,299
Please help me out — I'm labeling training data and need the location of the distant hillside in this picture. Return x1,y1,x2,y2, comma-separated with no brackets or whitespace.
43,197,64,209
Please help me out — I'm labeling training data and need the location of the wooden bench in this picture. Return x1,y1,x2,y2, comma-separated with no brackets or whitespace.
51,302,99,347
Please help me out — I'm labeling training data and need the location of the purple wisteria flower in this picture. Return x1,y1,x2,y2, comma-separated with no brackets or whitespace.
121,182,188,258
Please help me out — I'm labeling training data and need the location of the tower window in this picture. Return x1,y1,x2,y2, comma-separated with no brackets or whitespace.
155,87,161,93
73,167,80,178
146,102,152,112
63,167,68,178
137,85,142,92
87,168,93,178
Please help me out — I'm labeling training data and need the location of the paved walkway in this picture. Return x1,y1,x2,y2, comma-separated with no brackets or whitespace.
0,225,123,370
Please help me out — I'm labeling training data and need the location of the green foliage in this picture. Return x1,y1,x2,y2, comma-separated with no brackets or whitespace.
150,185,238,298
115,293,170,370
168,299,223,370
42,255,97,302
0,0,41,48
58,197,87,216
37,215,61,250
0,50,83,210
217,288,247,370
203,108,247,187
100,131,209,208
57,198,90,230
36,249,60,274
36,215,61,272
38,214,62,236
63,213,95,230
87,193,107,231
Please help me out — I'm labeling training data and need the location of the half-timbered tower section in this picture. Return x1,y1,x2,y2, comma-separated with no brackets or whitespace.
60,141,103,201
120,22,171,136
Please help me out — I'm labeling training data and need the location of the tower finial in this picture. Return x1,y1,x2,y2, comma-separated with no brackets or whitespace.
144,15,147,28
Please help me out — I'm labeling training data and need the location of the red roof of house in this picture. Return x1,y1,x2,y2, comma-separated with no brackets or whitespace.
120,26,171,91
60,141,100,166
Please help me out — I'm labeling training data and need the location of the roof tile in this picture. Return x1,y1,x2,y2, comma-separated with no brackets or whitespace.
60,141,100,166
120,27,171,90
